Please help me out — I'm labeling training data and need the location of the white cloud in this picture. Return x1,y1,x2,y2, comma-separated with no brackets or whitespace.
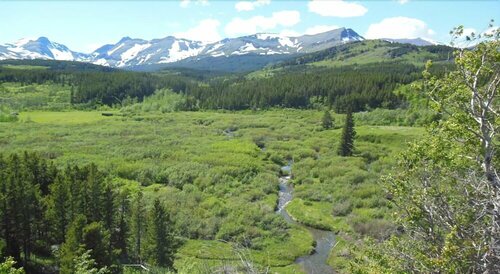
235,2,253,11
174,19,221,42
180,0,190,8
235,0,271,12
305,25,341,35
308,0,367,18
398,0,409,4
225,10,301,36
179,0,209,8
365,17,435,39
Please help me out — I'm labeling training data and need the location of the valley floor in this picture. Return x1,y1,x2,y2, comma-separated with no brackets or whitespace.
0,110,423,273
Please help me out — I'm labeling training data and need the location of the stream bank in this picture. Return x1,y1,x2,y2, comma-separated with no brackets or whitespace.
276,164,335,274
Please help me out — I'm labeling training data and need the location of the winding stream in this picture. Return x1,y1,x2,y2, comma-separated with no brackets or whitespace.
277,164,335,274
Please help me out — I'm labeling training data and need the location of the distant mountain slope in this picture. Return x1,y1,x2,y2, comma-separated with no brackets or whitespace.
198,27,363,57
90,36,206,67
273,40,453,69
0,37,88,61
135,53,301,73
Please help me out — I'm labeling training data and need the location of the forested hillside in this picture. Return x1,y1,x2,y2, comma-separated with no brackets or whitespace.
272,40,453,68
186,62,421,111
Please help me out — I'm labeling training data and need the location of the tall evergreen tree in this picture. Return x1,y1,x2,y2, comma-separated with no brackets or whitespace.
21,181,41,263
0,155,21,263
47,175,70,243
60,215,87,274
102,184,115,233
130,191,146,263
66,165,82,223
144,199,175,268
114,189,130,262
85,164,104,223
1,153,44,263
337,110,356,156
5,154,23,263
82,222,112,269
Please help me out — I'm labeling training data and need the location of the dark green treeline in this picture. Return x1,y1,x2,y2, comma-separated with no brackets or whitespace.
0,152,177,273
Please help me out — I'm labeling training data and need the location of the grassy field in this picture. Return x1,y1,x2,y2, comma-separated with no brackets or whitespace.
18,111,113,124
0,108,422,272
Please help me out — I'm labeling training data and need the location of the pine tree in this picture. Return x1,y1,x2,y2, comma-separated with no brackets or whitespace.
47,174,70,243
322,110,333,129
0,155,21,263
114,189,130,262
5,154,23,263
130,191,146,263
66,165,82,223
85,164,104,223
2,153,43,263
82,222,112,269
102,184,115,233
337,110,356,156
60,215,87,274
144,199,175,268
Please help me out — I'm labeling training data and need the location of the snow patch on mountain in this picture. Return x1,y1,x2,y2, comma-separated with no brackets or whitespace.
50,48,73,60
206,42,223,54
240,43,258,52
94,58,109,66
278,37,298,48
120,43,151,63
157,40,205,64
211,52,225,57
108,43,125,56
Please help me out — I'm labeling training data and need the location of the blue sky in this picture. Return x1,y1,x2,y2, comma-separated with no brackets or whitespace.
1,0,498,53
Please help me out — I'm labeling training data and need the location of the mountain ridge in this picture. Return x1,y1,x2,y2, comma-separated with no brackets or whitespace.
0,28,442,71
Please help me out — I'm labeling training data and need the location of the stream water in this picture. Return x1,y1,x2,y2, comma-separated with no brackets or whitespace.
276,164,335,274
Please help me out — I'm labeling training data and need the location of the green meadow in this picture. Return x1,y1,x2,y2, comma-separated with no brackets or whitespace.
0,107,422,272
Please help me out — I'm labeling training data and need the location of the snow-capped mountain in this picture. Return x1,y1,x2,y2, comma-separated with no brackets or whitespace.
198,28,363,58
0,37,88,61
0,27,365,69
90,36,206,67
84,27,364,68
